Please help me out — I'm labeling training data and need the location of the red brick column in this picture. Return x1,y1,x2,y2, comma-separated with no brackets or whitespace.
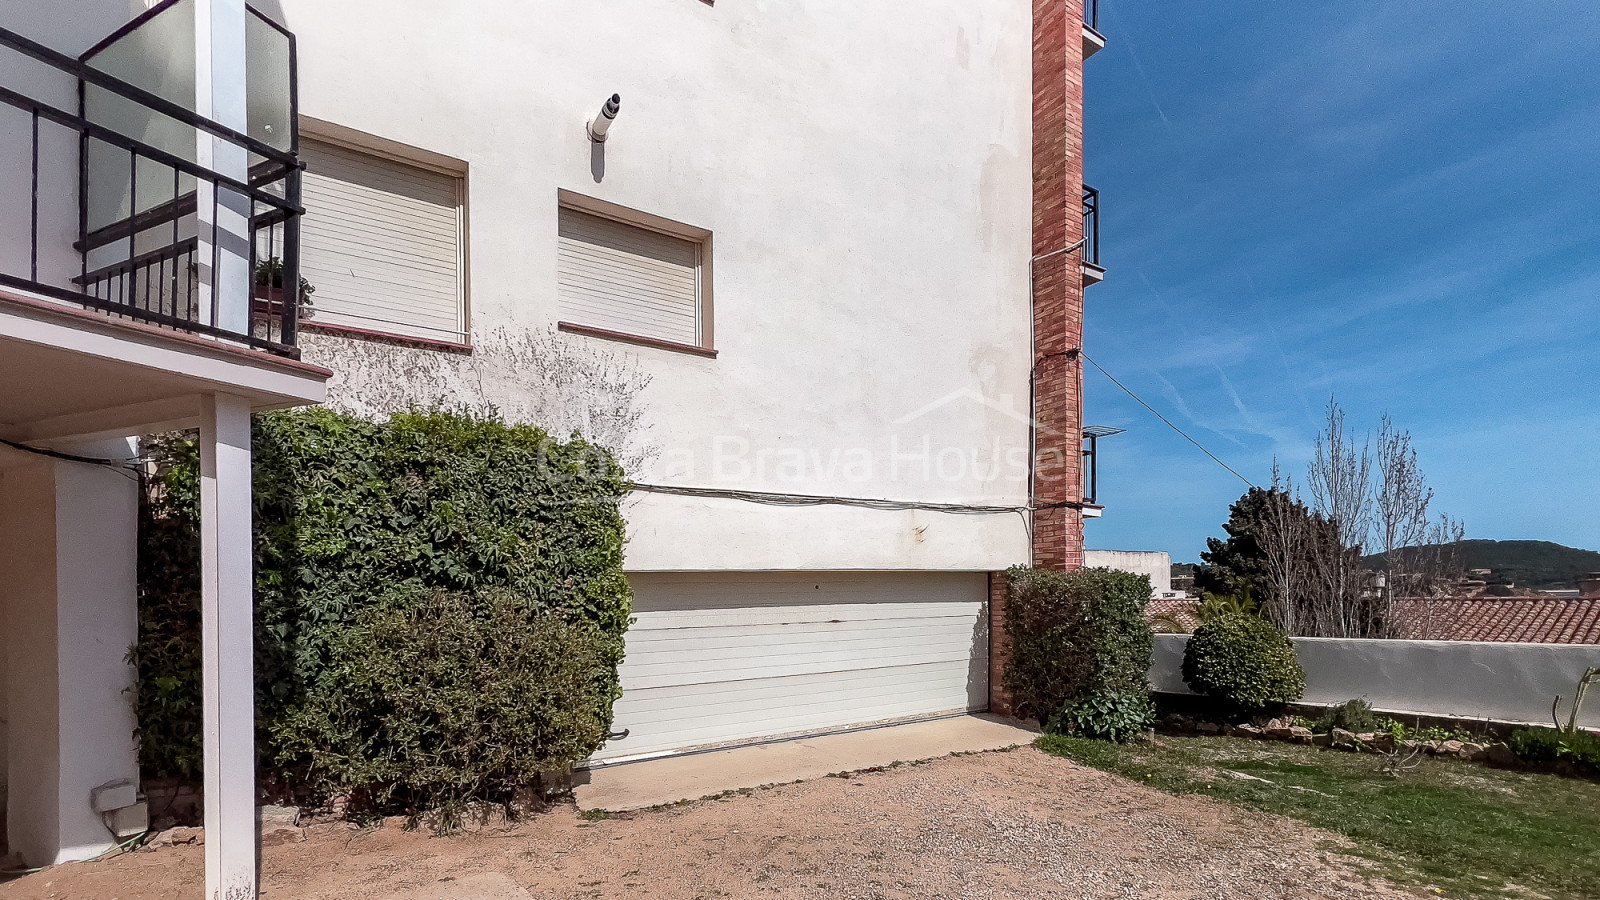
987,570,1016,716
991,0,1089,719
1030,0,1087,572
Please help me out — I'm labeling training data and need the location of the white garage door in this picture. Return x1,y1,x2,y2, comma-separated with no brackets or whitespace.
590,572,990,764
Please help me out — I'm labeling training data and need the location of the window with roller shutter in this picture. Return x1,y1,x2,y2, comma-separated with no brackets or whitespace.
557,204,709,351
297,137,467,344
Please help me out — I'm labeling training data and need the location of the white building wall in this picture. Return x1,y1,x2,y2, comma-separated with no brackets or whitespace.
267,0,1037,572
1084,549,1173,594
2,1,1038,572
0,450,140,866
1151,633,1600,730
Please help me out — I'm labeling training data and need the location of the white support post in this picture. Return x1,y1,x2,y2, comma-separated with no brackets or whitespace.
199,393,256,900
194,0,252,336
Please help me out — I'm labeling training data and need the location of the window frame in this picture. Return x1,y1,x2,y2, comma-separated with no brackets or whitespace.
555,189,715,358
295,117,471,351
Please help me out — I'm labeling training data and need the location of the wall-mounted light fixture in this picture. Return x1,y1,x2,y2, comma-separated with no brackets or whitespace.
587,94,622,143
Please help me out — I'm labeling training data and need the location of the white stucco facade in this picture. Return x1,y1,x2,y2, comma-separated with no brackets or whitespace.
265,0,1039,572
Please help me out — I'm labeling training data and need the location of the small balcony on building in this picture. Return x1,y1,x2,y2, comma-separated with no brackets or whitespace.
1082,185,1105,287
0,1,325,447
1083,0,1106,59
1080,425,1124,518
1,1,326,887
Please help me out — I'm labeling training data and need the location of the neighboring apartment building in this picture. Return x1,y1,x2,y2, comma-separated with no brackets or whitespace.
0,0,1104,892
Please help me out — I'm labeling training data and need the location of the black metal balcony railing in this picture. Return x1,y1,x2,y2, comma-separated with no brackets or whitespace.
0,16,302,355
1087,0,1100,34
1081,185,1100,270
1081,425,1125,505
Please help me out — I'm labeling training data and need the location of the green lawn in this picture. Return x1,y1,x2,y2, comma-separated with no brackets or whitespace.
1037,733,1600,900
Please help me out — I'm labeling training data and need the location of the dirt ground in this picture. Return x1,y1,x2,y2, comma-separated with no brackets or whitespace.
0,746,1421,899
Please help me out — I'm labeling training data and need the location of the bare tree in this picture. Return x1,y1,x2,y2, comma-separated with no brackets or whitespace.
1405,514,1468,639
1258,461,1313,635
1306,398,1375,637
1373,414,1433,634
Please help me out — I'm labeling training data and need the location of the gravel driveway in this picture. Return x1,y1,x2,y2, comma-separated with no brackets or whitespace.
0,746,1416,899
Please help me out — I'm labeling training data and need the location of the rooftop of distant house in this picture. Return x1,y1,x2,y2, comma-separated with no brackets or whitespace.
1148,593,1600,644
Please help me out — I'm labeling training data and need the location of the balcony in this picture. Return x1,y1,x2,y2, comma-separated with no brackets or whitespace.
1082,185,1105,287
1083,0,1106,59
0,5,304,357
1080,425,1124,518
0,4,326,892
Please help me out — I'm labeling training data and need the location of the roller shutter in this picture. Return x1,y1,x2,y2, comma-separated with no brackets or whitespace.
558,207,700,346
298,138,466,343
591,572,989,764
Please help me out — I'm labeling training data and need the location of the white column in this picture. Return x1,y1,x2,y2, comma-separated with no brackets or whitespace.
199,394,256,900
194,0,252,335
0,445,139,867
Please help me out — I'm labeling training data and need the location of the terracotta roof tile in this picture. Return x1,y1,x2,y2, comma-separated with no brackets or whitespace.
1142,597,1600,644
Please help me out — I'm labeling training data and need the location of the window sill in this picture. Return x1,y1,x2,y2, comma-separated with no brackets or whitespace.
557,321,718,358
300,320,473,355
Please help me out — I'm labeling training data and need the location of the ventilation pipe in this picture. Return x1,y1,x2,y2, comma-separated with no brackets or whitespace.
587,94,622,142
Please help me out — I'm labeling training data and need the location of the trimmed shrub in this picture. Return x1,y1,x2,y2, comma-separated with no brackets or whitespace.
1314,698,1380,734
1003,566,1154,737
1180,611,1305,713
133,407,631,817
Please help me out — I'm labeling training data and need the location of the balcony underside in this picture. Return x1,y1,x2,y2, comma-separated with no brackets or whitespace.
0,287,328,446
1083,24,1106,59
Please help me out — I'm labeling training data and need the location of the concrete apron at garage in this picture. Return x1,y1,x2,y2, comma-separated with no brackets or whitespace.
572,714,1038,812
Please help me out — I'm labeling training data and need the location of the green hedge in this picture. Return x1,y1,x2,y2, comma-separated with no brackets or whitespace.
133,407,631,818
1002,566,1154,740
1181,611,1305,712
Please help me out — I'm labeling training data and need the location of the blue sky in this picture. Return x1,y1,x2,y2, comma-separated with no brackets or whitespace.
1081,1,1600,562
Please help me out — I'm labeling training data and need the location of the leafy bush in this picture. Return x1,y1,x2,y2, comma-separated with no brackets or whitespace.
1002,566,1154,729
1315,698,1381,734
1046,690,1155,743
1180,612,1305,713
277,587,613,823
1510,727,1600,769
134,407,631,817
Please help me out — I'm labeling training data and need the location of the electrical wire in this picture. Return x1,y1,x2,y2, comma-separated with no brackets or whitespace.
1079,351,1257,489
0,436,142,482
628,482,1081,540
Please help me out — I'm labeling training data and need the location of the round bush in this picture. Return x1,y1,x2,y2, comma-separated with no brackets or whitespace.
1181,612,1305,711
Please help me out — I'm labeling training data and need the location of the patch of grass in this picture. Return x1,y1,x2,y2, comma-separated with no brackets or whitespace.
579,808,612,821
1037,733,1600,899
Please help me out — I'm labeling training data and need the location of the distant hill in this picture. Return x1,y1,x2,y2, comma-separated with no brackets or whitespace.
1365,540,1600,591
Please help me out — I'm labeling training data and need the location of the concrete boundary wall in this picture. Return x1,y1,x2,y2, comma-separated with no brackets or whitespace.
1151,634,1600,729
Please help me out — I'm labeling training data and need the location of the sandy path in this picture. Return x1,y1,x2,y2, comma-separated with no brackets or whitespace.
0,746,1419,899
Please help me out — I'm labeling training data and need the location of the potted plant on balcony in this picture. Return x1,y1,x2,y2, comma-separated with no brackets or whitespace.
252,257,316,323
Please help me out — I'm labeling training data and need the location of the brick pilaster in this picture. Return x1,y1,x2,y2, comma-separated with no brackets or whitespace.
987,570,1016,716
991,0,1089,719
1030,0,1087,572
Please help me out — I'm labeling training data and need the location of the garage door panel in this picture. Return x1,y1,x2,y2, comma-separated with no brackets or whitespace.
630,600,987,629
615,665,983,723
630,572,989,612
620,617,986,656
623,646,980,691
602,664,985,758
591,572,989,763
